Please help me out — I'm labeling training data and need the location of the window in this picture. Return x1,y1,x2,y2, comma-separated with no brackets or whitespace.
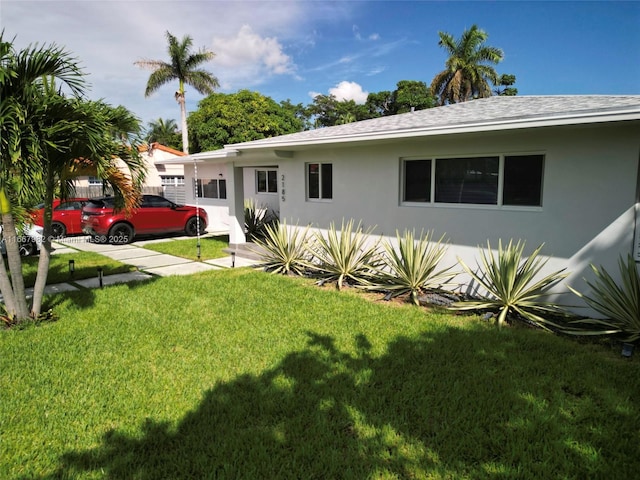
503,155,544,206
307,163,332,200
88,176,102,185
256,170,278,193
435,156,499,205
404,160,431,202
161,175,185,186
402,154,544,207
195,178,227,199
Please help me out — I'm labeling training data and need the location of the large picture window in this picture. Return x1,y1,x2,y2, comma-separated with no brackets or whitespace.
256,169,278,194
195,178,227,199
402,154,544,207
435,156,499,204
307,163,333,200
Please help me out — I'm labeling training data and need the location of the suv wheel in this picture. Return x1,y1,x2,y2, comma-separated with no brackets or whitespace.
185,216,206,236
108,223,133,244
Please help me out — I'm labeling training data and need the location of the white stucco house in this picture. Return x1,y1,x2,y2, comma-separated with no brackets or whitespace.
157,95,640,309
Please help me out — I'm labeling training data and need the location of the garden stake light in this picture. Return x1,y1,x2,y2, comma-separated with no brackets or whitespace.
97,267,103,288
231,251,235,268
68,259,75,279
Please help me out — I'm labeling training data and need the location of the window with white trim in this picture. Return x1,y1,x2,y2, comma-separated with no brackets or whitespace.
195,178,227,199
307,163,332,200
88,176,102,185
161,175,185,186
256,169,277,193
402,154,544,207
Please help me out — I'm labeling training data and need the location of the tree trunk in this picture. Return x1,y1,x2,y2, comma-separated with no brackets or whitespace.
30,168,56,316
0,250,18,317
177,91,189,154
0,188,30,321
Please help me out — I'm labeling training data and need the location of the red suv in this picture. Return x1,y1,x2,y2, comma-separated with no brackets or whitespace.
81,195,208,244
31,198,89,238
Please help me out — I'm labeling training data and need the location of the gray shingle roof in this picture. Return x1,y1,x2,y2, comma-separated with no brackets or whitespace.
229,95,640,150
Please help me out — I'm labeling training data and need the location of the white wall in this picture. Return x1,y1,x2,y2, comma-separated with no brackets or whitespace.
268,122,639,313
183,163,230,233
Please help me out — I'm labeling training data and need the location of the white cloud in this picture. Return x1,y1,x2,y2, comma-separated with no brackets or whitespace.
329,81,369,104
211,25,295,78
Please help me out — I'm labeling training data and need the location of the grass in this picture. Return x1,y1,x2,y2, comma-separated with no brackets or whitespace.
142,234,229,261
21,251,137,288
1,269,639,479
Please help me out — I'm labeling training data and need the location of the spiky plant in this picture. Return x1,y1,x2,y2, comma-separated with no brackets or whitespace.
252,221,312,276
451,239,569,329
308,219,382,290
373,230,456,305
244,198,276,241
567,255,640,342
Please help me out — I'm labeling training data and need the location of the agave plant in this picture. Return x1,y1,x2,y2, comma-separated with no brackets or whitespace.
244,198,276,241
252,221,312,276
373,230,456,305
567,255,640,342
451,239,569,329
308,219,382,290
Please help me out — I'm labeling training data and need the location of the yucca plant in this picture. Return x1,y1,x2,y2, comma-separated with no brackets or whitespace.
451,239,569,329
252,221,312,276
308,219,382,290
373,230,456,306
566,255,640,342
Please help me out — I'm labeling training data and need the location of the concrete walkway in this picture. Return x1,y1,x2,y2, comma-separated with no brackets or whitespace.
14,234,261,299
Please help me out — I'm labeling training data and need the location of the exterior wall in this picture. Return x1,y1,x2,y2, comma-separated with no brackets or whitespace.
243,168,280,215
183,162,230,233
266,122,639,312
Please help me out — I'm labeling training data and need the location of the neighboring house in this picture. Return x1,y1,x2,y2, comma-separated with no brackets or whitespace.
73,142,187,204
157,96,640,310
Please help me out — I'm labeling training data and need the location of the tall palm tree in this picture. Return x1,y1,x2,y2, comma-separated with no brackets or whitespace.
430,25,504,105
135,32,219,154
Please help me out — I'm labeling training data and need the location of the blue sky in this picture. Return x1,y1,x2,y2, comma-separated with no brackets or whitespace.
2,1,639,128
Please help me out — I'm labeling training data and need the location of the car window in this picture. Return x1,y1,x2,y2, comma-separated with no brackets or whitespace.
56,201,83,211
142,196,173,208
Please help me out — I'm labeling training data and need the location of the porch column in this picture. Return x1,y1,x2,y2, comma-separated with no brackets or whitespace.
227,163,246,246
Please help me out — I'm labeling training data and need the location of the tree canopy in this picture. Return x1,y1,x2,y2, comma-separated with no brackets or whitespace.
188,90,304,152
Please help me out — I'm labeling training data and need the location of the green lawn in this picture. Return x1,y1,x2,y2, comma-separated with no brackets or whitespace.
1,269,639,479
142,234,229,261
21,251,137,288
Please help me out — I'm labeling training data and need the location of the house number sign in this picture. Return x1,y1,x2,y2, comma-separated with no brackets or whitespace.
281,174,286,202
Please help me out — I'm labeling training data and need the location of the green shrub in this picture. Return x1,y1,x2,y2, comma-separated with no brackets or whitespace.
372,230,456,305
567,254,640,342
253,221,312,276
308,219,382,290
451,239,569,329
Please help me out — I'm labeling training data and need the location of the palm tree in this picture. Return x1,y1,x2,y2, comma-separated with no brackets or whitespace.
0,33,146,321
135,31,219,153
29,95,146,317
146,117,180,149
0,32,86,321
430,25,504,105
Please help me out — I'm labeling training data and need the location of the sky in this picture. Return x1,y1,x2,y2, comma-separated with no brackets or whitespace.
2,0,639,130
